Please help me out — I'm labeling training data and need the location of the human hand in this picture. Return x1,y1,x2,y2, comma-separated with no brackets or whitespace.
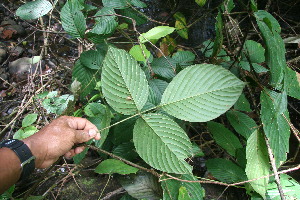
23,116,100,169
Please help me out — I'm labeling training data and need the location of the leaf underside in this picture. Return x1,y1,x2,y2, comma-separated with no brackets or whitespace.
133,113,192,174
160,64,245,122
102,46,149,115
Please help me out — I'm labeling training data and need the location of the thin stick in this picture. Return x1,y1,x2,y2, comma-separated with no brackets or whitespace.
265,136,286,200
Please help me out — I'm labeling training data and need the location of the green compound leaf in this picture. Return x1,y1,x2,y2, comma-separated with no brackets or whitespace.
206,158,247,183
16,0,52,20
72,60,98,97
133,113,193,174
129,44,151,62
61,0,86,38
160,64,245,122
118,8,147,25
266,174,300,200
95,159,138,175
242,40,265,63
207,122,242,156
22,113,38,127
80,50,104,69
91,7,118,35
254,10,286,88
227,110,257,139
102,46,149,115
284,67,300,99
246,130,270,198
260,90,290,164
139,26,175,43
162,174,204,200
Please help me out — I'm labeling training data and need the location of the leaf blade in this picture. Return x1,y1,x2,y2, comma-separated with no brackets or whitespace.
102,46,149,115
160,64,245,122
133,113,192,174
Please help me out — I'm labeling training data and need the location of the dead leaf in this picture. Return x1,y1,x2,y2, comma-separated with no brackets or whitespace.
1,29,17,39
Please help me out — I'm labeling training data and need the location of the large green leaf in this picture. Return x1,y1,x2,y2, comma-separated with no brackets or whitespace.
129,44,150,62
118,8,147,25
266,174,300,200
72,60,98,97
101,46,149,115
133,113,192,174
162,174,204,200
254,10,286,88
206,158,247,183
227,110,257,139
95,159,138,175
139,26,175,43
260,90,290,164
91,7,118,35
246,130,270,198
127,0,147,8
207,121,242,156
284,67,300,99
61,0,86,38
160,64,245,122
16,0,52,20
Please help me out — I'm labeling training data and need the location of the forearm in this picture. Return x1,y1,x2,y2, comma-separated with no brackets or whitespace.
0,148,21,194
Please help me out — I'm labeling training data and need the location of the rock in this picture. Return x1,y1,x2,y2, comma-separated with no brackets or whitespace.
8,56,45,80
8,46,24,57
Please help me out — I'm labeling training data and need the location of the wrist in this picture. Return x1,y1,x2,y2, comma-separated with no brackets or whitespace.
23,137,44,169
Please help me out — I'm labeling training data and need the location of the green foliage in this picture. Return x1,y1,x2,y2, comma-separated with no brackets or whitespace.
266,174,300,199
246,131,270,198
14,114,38,140
0,185,14,200
160,64,244,122
226,110,257,139
174,12,188,39
254,10,286,88
102,46,149,115
133,113,193,174
14,1,299,199
161,174,204,200
206,158,247,183
139,26,176,43
207,121,242,156
260,90,290,165
16,0,52,20
129,44,151,61
61,0,86,38
95,159,139,174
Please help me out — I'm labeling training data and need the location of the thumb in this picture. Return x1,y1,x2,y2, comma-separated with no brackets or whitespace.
75,129,97,143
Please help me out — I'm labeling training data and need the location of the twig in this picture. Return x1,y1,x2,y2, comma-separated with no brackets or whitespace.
264,136,286,200
101,187,126,200
87,145,160,178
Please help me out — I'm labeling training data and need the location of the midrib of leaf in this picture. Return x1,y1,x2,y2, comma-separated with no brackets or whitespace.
110,50,140,112
159,84,243,108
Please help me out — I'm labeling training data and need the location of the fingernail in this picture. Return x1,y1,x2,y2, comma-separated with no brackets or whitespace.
88,129,96,137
